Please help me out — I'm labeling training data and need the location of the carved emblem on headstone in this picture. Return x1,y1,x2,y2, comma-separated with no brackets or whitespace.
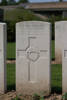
27,48,40,62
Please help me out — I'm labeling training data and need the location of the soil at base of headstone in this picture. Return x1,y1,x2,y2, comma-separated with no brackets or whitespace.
0,91,62,100
7,60,62,64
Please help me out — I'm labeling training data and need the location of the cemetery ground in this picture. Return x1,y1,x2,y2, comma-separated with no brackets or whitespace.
5,40,62,100
0,91,62,100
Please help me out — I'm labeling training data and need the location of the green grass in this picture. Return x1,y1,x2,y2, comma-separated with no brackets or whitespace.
7,64,15,91
7,42,16,59
51,64,62,93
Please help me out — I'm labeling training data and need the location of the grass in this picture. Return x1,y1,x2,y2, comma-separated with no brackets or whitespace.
7,42,16,59
51,64,62,93
7,64,16,91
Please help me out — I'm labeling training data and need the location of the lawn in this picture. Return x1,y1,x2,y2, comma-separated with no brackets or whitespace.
7,64,16,91
51,64,62,93
7,42,16,59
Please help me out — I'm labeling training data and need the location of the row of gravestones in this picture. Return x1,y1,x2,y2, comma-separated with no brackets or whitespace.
0,21,67,96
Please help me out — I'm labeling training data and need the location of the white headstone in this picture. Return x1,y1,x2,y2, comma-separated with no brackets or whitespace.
0,23,7,94
62,21,67,93
55,21,67,63
16,21,51,96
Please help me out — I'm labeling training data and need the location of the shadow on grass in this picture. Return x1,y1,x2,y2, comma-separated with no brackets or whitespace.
7,84,16,91
52,58,55,61
7,58,16,60
51,64,62,94
51,86,62,94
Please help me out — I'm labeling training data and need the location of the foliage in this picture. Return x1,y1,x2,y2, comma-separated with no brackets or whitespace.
33,94,44,100
8,0,16,5
12,94,44,100
40,96,44,100
59,0,63,2
6,21,15,42
33,94,40,100
1,0,7,5
49,15,62,40
12,96,22,100
4,7,42,42
1,0,17,5
18,0,28,3
4,6,67,42
62,93,67,100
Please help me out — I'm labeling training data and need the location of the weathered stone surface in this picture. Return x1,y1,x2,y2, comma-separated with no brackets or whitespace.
0,23,7,94
55,21,67,63
62,21,67,93
16,21,51,96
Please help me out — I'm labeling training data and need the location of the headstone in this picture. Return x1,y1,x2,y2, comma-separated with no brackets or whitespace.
62,21,67,93
16,21,51,96
55,21,67,63
0,23,7,94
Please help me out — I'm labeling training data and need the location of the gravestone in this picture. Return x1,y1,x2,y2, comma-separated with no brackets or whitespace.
62,21,67,93
16,21,51,96
0,23,7,94
55,21,67,63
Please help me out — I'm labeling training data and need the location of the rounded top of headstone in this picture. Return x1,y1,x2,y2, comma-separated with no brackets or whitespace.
16,21,51,26
16,21,51,36
0,23,6,25
55,21,67,30
55,21,67,24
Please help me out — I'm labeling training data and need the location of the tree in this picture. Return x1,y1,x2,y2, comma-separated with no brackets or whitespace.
18,0,28,3
59,0,63,2
1,0,7,5
8,0,16,5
